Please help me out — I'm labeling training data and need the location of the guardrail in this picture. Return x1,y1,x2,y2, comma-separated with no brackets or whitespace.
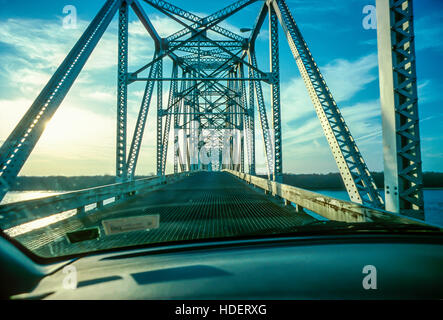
224,170,432,226
0,172,192,231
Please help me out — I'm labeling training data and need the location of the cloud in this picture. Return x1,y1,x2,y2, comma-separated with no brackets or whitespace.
282,100,381,147
0,18,118,71
281,53,378,125
280,100,383,173
279,53,382,173
286,0,363,13
282,0,363,33
82,89,116,103
137,14,184,40
415,14,443,52
0,14,180,95
0,14,178,175
0,98,32,142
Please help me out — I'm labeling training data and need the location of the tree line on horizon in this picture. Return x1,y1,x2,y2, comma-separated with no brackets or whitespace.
279,172,443,190
7,172,443,191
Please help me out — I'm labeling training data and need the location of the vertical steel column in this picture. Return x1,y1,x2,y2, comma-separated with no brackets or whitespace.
116,0,129,182
269,4,282,182
185,73,191,172
232,69,240,171
249,51,273,179
161,62,178,175
224,73,231,170
127,59,158,179
156,57,163,176
191,70,199,171
174,71,186,174
376,0,424,219
239,66,246,173
228,70,237,170
248,62,256,175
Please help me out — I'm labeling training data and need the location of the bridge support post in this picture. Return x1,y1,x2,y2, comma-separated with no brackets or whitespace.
376,0,424,219
248,64,256,175
240,64,251,175
156,56,164,176
295,203,305,213
127,57,158,179
249,51,273,179
237,67,246,173
76,206,86,218
117,1,129,182
161,62,178,175
269,4,283,183
97,200,104,210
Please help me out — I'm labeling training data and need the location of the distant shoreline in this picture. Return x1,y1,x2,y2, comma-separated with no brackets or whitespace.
8,172,443,191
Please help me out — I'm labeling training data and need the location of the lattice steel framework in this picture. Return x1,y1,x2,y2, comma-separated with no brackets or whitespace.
0,0,424,215
376,0,424,219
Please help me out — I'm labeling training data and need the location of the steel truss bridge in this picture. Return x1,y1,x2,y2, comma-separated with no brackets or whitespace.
0,0,429,254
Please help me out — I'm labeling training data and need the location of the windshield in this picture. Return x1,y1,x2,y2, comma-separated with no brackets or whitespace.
0,0,442,259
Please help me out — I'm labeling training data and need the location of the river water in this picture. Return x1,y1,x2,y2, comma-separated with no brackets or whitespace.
1,189,442,227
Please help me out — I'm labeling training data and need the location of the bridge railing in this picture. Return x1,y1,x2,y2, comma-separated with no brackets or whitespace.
0,172,191,233
224,170,432,226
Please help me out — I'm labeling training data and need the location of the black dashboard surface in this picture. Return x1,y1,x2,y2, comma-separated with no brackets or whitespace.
11,235,443,299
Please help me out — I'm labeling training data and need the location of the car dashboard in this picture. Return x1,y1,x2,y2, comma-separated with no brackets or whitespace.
4,233,443,300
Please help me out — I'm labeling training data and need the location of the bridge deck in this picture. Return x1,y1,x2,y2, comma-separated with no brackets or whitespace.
15,172,316,257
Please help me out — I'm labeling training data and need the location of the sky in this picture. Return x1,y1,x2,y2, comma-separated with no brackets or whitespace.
0,0,442,176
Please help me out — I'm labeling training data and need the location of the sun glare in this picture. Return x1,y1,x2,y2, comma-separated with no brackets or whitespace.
42,107,113,147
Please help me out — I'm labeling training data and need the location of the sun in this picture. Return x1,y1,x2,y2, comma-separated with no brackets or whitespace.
42,106,114,149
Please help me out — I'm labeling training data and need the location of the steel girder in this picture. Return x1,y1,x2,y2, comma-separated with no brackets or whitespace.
127,59,159,179
237,67,246,173
161,63,179,175
133,77,267,82
156,58,164,175
174,72,188,173
174,47,232,59
117,1,129,182
271,0,384,208
190,71,200,171
269,5,282,182
0,0,121,201
249,51,274,179
248,63,256,175
241,71,249,173
376,0,424,218
249,1,268,50
143,0,253,42
183,56,232,64
131,0,161,50
169,41,244,48
129,4,254,79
